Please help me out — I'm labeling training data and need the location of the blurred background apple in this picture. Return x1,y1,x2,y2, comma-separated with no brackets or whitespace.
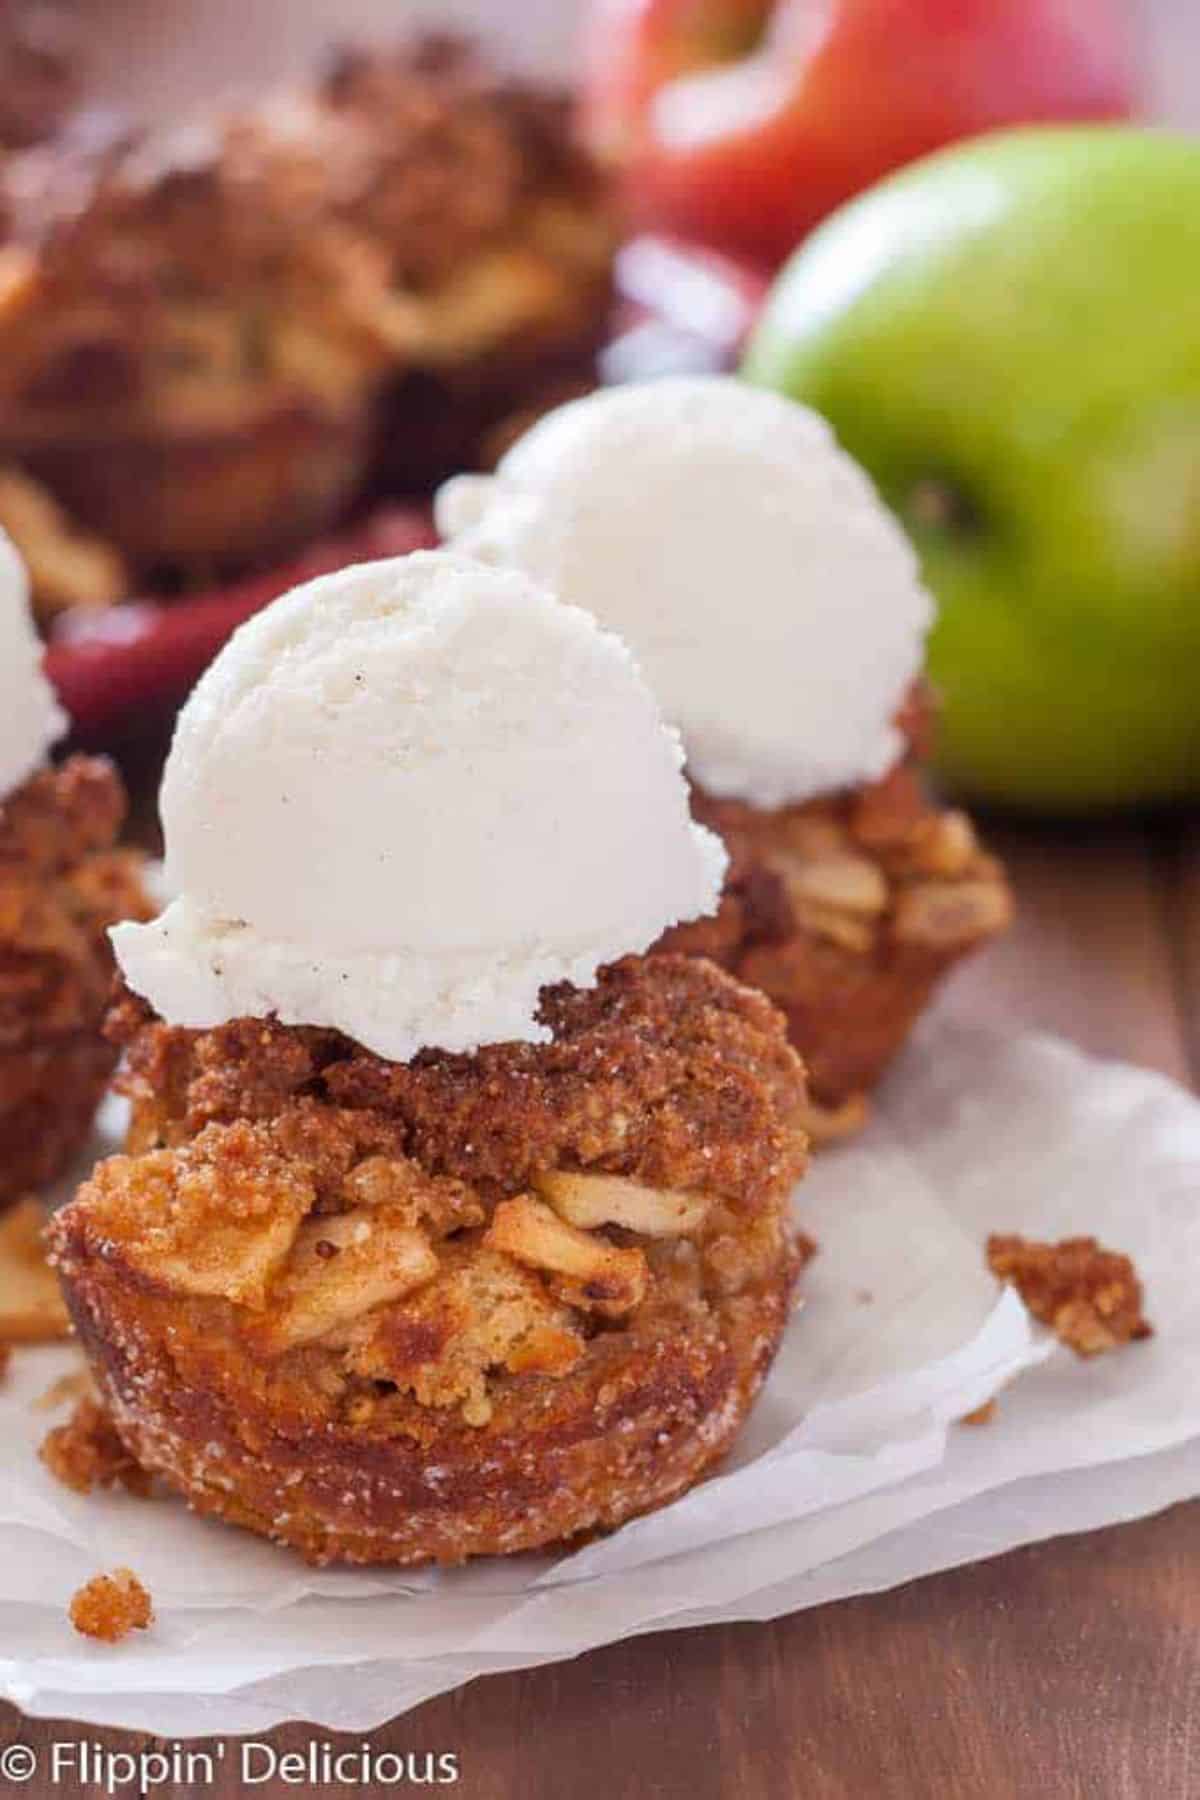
744,126,1200,811
581,0,1136,266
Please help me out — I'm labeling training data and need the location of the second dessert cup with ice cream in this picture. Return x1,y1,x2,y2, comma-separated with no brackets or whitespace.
438,377,1013,1137
51,550,811,1566
0,532,148,1203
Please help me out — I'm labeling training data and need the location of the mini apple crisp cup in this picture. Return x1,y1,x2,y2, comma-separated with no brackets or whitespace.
0,36,617,618
662,748,1012,1140
52,955,808,1565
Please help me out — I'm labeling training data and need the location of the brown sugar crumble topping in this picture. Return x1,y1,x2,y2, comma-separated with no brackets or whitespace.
69,1567,153,1643
987,1234,1153,1357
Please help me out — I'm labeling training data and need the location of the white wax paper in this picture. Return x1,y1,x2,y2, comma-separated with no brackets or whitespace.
1,1011,1197,1735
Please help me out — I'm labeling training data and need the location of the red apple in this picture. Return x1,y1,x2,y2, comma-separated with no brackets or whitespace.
583,0,1138,265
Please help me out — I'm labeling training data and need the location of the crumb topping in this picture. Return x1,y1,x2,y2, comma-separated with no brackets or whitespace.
112,954,807,1207
671,763,1010,976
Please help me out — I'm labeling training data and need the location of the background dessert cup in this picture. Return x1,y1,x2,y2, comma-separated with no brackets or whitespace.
0,533,148,1202
662,702,1011,1134
0,756,148,1201
0,36,616,620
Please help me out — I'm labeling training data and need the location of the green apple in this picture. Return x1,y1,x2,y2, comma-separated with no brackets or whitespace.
744,126,1200,812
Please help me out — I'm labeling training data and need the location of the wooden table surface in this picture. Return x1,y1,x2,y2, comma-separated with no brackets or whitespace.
3,812,1198,1798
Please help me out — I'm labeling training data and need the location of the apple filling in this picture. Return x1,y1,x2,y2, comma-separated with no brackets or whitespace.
66,1119,791,1429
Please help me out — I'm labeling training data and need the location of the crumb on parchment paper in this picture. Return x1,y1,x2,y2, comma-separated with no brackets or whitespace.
959,1400,997,1426
987,1233,1153,1358
69,1568,153,1643
40,1395,153,1497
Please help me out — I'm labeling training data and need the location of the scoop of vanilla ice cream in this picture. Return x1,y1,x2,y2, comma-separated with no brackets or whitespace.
0,532,65,800
113,551,725,1060
436,376,934,809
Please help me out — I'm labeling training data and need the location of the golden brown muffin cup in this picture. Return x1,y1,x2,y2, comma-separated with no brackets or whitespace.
0,37,616,608
52,955,810,1566
0,755,150,1201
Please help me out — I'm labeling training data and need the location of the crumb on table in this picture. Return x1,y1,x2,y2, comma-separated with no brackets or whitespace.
69,1568,153,1643
40,1396,153,1497
987,1234,1152,1357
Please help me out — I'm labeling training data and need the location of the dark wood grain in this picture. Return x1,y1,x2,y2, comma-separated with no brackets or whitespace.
4,813,1198,1799
1163,818,1200,1085
951,819,1192,1084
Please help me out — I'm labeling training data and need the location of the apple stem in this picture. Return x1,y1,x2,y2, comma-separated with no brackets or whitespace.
906,478,977,536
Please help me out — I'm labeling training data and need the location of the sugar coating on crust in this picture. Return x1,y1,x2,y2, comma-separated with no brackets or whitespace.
660,733,1012,1119
53,955,810,1565
0,756,149,1200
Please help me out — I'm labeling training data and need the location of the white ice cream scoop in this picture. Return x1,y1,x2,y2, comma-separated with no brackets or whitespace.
437,376,934,810
113,550,725,1060
0,532,65,801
